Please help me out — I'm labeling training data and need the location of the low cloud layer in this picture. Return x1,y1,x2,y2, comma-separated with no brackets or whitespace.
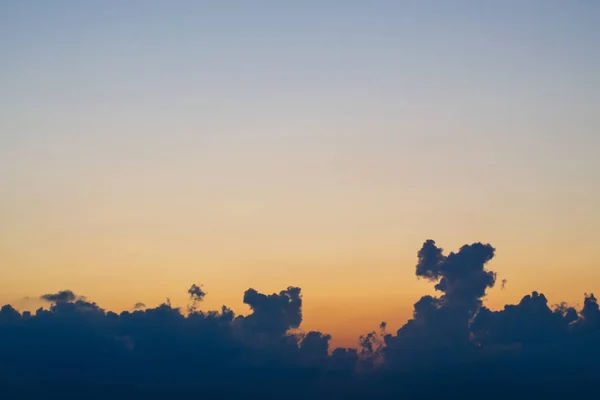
2,240,599,398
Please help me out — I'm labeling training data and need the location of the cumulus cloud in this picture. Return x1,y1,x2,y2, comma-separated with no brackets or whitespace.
415,240,496,305
2,240,600,397
384,240,497,366
241,286,303,340
299,331,332,364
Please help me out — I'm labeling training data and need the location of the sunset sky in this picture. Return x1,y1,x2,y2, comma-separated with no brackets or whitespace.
1,1,599,348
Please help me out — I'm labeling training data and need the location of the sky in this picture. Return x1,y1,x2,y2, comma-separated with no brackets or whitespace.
1,0,599,348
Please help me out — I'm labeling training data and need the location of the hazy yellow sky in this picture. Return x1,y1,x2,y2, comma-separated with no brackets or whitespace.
1,2,599,348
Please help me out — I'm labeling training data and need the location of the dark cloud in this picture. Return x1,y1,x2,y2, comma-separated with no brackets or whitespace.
188,284,206,302
40,289,77,304
471,291,576,346
384,240,497,366
415,240,496,305
576,293,600,331
240,286,303,340
299,331,332,364
0,304,20,321
328,347,359,372
187,284,206,313
2,240,600,397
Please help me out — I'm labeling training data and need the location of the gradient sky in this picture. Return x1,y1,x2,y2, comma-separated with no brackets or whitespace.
1,1,599,348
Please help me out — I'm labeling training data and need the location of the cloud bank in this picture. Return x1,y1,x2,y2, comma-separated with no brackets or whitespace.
1,240,599,398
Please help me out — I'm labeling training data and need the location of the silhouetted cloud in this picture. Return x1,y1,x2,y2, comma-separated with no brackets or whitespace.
472,291,576,346
577,293,600,331
187,283,206,313
0,304,20,321
384,240,497,366
40,289,77,304
2,240,600,397
240,286,303,340
299,331,331,364
188,283,206,301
